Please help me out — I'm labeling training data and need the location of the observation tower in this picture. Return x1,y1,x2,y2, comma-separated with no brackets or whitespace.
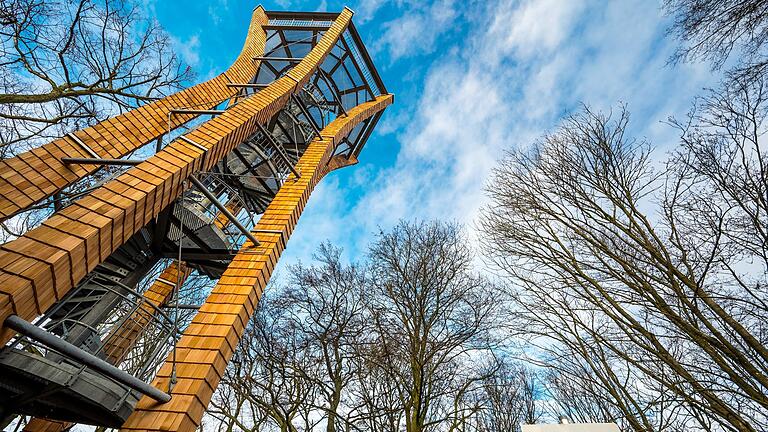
0,6,391,431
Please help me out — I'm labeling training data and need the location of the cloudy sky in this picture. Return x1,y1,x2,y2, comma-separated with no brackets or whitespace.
149,0,720,269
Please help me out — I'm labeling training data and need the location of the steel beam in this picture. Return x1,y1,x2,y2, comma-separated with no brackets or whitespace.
252,56,302,62
264,10,339,21
187,176,261,247
318,69,348,116
169,109,226,115
256,123,302,178
4,314,172,403
291,94,322,135
262,24,331,31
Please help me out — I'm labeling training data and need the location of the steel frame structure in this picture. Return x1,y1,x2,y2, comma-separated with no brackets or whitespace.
0,6,392,432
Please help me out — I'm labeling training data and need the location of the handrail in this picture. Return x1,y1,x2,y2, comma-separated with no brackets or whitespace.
4,314,172,403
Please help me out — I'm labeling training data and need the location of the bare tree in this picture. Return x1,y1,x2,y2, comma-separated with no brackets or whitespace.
501,272,684,431
209,246,370,432
207,225,561,432
350,351,405,432
476,361,543,432
665,0,768,79
366,221,500,432
209,296,318,432
0,0,191,155
279,243,369,432
481,91,768,431
541,353,683,431
544,367,622,426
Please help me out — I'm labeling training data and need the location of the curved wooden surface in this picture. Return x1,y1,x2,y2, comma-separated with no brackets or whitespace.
121,93,393,432
0,7,269,222
22,260,189,432
0,8,355,345
1,8,394,431
25,202,240,432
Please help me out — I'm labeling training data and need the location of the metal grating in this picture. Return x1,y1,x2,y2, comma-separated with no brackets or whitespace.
342,32,381,96
268,19,333,27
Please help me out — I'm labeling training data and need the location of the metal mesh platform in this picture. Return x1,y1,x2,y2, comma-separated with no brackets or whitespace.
0,349,140,427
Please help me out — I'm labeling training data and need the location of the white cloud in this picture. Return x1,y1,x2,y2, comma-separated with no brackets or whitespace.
207,0,229,26
372,0,458,61
354,0,392,23
172,34,201,68
280,0,721,264
486,0,586,60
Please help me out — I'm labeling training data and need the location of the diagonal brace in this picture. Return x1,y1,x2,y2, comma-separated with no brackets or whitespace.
187,176,261,247
291,94,322,135
256,123,301,179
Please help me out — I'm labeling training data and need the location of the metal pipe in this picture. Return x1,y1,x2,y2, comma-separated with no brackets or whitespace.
4,314,172,403
187,176,261,247
252,229,284,234
178,135,209,153
262,24,331,31
61,157,142,166
66,133,100,159
263,10,338,20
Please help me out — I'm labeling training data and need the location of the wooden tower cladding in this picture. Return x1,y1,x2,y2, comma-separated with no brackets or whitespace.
0,7,392,432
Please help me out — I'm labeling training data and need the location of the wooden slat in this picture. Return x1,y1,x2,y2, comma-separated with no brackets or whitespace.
22,261,190,432
0,7,356,346
25,199,241,432
0,6,271,222
2,8,393,432
121,93,393,432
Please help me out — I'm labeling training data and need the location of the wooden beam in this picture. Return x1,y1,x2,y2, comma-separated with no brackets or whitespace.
120,94,393,432
0,7,271,222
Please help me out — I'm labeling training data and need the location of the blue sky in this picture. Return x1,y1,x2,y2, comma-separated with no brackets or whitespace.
147,0,720,270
